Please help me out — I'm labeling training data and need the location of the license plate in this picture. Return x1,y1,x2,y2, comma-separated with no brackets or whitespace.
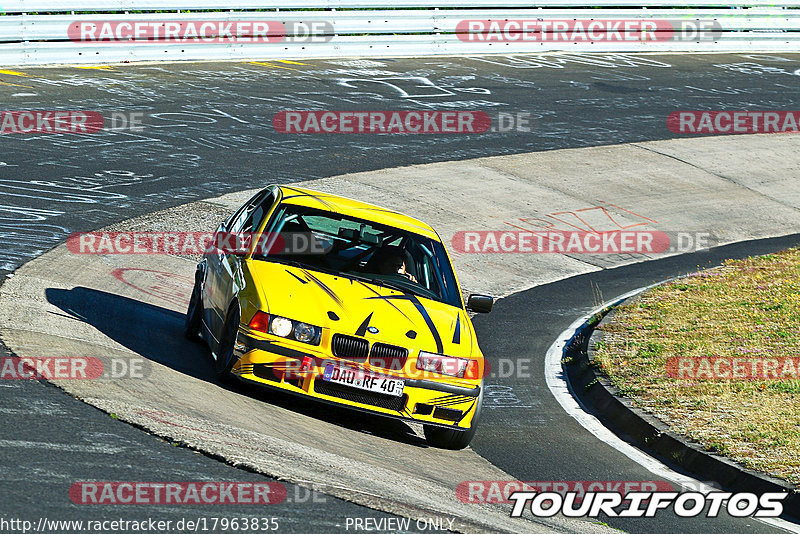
322,364,405,397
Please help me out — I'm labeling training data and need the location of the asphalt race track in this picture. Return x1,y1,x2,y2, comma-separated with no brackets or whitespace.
2,53,800,533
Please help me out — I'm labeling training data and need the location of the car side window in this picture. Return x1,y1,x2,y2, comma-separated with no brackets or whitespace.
245,191,275,233
242,191,276,234
225,190,262,230
228,190,274,233
410,242,438,293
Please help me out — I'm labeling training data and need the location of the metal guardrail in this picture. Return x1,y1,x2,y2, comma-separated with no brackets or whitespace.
3,0,799,11
0,2,798,66
2,34,798,67
2,10,799,42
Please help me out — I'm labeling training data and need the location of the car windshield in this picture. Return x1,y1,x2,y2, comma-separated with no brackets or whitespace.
252,203,462,308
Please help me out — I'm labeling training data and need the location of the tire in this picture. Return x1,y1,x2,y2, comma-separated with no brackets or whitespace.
215,305,240,382
423,388,483,450
184,275,203,341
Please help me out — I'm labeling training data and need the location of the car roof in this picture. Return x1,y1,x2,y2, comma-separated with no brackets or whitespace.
276,185,440,240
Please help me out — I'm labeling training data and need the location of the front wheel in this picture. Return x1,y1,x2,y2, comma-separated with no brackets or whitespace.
423,388,483,450
184,275,203,341
215,306,240,382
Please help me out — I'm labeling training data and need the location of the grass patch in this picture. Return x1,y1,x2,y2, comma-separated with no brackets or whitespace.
593,247,800,485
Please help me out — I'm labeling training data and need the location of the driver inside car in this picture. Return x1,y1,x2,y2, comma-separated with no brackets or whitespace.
375,248,418,283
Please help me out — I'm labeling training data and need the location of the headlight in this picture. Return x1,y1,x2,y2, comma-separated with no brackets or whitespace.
416,351,480,379
269,316,293,338
248,312,321,345
294,322,316,343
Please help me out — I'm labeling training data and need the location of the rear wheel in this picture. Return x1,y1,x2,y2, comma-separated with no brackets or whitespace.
423,388,483,450
184,276,203,340
215,306,240,382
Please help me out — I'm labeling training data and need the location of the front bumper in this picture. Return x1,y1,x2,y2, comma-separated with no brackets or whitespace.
232,333,481,430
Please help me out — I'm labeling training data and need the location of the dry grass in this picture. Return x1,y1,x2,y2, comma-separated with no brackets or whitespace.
593,247,800,485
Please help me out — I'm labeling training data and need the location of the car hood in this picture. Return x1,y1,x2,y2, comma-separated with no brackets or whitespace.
246,261,474,357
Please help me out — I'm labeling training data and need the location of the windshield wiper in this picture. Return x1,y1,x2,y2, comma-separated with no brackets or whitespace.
377,280,414,294
347,273,431,299
342,272,390,288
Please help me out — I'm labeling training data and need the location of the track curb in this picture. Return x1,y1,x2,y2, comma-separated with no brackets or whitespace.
563,283,800,521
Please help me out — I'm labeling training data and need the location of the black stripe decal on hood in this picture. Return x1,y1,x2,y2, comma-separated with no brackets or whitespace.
408,294,444,354
366,293,443,353
300,269,343,308
355,312,373,337
355,280,413,322
286,270,308,284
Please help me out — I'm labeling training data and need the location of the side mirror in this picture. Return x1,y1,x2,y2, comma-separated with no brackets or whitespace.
467,294,494,313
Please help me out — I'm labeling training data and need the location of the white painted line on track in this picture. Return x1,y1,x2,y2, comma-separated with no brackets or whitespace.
544,283,800,534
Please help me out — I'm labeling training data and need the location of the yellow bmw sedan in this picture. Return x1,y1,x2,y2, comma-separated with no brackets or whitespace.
184,185,493,449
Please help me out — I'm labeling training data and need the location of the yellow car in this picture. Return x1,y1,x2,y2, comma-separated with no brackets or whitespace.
184,185,493,449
